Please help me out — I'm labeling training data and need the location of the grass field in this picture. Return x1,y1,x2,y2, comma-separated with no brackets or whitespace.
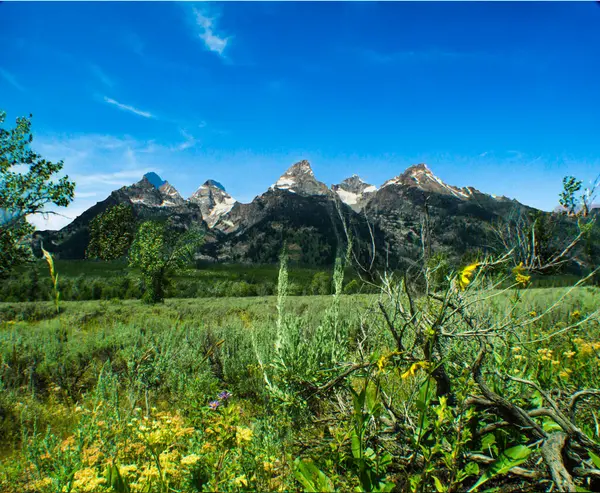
1,274,599,492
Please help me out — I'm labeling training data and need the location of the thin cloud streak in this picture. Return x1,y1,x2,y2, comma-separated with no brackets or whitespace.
0,68,25,92
90,64,115,88
103,97,154,119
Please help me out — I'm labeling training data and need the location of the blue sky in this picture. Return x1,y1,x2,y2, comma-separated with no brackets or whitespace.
1,1,599,229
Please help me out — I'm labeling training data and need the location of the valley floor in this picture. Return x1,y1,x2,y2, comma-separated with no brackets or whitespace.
1,287,599,492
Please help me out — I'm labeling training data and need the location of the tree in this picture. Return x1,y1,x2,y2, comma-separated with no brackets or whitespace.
86,204,136,260
559,176,582,216
128,221,204,304
0,110,75,278
309,271,331,295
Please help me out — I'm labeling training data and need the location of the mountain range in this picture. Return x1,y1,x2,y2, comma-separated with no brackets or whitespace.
34,160,547,269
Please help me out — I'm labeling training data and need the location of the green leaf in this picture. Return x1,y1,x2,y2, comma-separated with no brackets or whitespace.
105,463,130,493
541,417,562,433
463,462,479,477
351,430,362,460
468,445,532,492
433,475,445,492
294,459,334,493
481,433,496,451
589,451,600,469
530,391,544,408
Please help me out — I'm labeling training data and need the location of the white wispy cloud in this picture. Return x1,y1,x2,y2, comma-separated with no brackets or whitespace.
90,64,115,88
176,130,197,151
103,96,154,118
192,7,230,56
0,67,25,92
29,134,167,230
73,168,159,187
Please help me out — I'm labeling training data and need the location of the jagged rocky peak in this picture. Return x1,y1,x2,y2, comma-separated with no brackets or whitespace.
124,173,184,208
158,181,185,206
332,175,377,211
143,172,166,189
204,179,226,191
271,160,329,196
383,163,473,200
335,174,377,194
189,179,237,228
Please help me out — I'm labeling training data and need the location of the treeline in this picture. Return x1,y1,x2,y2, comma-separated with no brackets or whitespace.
0,265,374,303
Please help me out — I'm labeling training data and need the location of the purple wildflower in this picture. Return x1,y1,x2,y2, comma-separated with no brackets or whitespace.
208,400,221,410
218,391,232,401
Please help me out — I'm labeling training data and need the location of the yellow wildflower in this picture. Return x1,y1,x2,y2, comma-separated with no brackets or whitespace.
119,464,138,477
529,311,537,317
511,346,521,352
201,442,216,453
563,351,576,358
559,369,572,378
82,446,103,466
571,310,581,320
234,475,248,487
60,436,76,452
458,262,480,291
513,262,531,287
401,361,429,380
26,478,53,490
72,467,107,492
181,454,202,466
236,426,253,445
376,351,400,372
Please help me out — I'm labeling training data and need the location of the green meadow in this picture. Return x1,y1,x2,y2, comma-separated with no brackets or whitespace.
1,258,599,492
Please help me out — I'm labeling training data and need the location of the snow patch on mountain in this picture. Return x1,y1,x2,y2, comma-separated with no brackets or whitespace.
332,174,378,211
190,180,238,228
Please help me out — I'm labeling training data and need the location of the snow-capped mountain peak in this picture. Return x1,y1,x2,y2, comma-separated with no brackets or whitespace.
190,179,237,228
383,163,471,200
332,175,378,211
271,160,329,196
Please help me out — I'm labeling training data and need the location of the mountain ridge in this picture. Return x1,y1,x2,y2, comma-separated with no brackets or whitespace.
34,160,546,268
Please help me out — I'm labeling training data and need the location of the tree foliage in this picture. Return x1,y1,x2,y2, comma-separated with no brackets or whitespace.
129,221,204,303
86,204,136,260
0,110,75,278
559,176,582,216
